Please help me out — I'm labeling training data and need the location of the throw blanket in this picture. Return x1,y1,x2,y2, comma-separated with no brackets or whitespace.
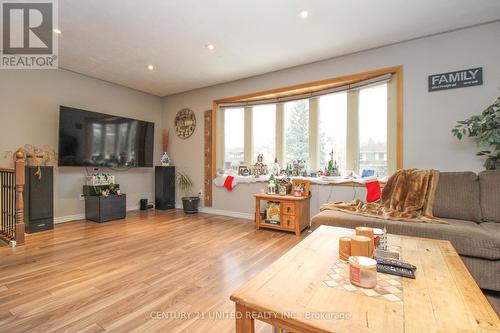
321,169,446,224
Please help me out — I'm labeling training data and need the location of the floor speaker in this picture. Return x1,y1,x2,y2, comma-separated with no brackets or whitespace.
155,166,175,210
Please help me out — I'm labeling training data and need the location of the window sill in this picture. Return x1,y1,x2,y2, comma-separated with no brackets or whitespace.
213,174,387,187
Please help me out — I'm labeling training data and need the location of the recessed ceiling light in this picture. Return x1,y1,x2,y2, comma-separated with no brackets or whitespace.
299,10,309,19
147,64,154,71
206,44,215,51
53,28,62,34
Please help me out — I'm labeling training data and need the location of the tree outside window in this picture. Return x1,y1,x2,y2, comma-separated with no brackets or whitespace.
284,99,309,164
253,104,276,164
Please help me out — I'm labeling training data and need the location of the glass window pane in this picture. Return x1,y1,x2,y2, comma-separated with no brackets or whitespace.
319,92,347,174
358,84,387,176
224,108,244,171
284,99,309,164
252,104,276,164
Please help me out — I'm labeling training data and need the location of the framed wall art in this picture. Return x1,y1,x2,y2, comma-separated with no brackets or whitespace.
175,108,196,139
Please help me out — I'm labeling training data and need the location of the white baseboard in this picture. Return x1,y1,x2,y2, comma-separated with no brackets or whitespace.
175,203,253,220
55,204,253,225
199,207,253,220
54,214,85,224
54,205,141,224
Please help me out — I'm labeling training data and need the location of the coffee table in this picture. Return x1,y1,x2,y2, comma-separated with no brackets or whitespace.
230,225,500,332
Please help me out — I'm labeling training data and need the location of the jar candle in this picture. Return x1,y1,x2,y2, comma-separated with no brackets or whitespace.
350,235,372,257
348,256,377,289
356,227,374,256
338,237,351,261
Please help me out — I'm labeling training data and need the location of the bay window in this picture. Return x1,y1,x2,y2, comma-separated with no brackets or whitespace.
319,92,347,173
252,104,276,163
359,84,388,176
223,107,244,171
215,68,401,178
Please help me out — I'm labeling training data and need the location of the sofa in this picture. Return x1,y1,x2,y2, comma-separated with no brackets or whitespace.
310,171,500,291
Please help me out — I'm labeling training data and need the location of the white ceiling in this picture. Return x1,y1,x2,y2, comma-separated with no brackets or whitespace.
58,0,500,96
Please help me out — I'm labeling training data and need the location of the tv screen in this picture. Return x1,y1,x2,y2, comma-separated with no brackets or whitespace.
58,106,154,167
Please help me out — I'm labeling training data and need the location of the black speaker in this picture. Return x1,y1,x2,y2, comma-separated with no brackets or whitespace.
140,198,148,210
155,166,175,210
24,166,54,233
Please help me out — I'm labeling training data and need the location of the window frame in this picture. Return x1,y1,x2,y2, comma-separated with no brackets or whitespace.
211,66,403,182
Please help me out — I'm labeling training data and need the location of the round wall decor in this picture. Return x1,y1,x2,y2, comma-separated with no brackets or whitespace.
174,108,196,139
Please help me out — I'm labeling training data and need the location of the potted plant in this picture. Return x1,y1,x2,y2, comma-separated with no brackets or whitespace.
177,172,199,213
452,97,500,170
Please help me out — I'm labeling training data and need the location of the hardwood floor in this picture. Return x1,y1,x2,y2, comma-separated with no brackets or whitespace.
0,210,306,333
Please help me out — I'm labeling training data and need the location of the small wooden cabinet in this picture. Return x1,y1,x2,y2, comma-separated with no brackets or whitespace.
254,194,310,236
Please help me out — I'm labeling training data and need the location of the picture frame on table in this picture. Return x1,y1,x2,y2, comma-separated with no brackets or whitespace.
238,165,251,176
292,179,310,197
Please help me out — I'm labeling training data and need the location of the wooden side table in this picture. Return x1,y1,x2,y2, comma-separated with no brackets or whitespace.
254,194,310,236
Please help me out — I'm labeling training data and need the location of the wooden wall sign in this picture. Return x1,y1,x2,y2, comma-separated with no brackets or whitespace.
204,110,213,207
175,108,196,139
428,67,482,92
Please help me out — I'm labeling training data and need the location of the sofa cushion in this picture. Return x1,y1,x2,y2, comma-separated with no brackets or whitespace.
481,222,500,240
478,170,500,223
310,210,500,260
461,255,500,292
433,172,482,222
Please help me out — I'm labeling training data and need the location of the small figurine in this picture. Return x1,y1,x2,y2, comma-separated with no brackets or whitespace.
253,154,268,176
326,149,340,176
292,160,307,176
279,185,287,196
270,157,280,176
160,152,171,166
267,181,276,195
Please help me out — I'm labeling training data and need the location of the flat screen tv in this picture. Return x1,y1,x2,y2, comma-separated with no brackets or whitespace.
58,106,154,167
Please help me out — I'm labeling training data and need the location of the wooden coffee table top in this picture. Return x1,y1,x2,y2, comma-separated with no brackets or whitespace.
230,226,500,332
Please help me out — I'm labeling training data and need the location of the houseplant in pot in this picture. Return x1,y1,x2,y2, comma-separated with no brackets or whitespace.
452,96,500,170
177,172,199,213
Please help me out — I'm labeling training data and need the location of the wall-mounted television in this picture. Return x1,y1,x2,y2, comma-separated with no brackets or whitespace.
58,106,154,167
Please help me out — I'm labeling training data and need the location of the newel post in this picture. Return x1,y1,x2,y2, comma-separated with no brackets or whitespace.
14,150,25,245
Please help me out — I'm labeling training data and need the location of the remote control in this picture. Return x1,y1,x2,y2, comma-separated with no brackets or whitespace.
377,264,415,279
374,257,417,271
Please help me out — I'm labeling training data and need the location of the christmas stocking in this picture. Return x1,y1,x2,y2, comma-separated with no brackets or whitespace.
223,175,238,191
365,181,381,203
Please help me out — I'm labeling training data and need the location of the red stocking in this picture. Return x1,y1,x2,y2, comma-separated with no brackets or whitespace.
365,181,381,203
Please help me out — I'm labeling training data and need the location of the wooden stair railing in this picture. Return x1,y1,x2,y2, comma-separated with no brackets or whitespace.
0,150,25,246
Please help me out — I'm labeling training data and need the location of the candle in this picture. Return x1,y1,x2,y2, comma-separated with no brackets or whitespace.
349,256,377,289
350,235,372,257
339,237,351,261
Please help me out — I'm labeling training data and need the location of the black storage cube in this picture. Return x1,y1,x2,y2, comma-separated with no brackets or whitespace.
85,194,126,223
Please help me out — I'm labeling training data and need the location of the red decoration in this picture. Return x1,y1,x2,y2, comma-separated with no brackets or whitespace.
365,181,381,203
224,175,235,191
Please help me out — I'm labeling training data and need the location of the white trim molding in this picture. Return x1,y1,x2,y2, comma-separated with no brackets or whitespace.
175,203,253,220
54,205,140,224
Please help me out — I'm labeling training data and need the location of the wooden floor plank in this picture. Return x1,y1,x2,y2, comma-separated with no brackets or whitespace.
0,209,304,332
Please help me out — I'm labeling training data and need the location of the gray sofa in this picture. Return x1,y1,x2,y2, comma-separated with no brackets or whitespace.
310,171,500,291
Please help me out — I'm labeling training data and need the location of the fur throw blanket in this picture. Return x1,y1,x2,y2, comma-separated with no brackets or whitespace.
321,169,446,224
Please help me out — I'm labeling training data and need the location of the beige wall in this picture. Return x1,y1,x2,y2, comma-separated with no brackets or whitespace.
163,22,500,217
0,69,163,221
1,22,499,222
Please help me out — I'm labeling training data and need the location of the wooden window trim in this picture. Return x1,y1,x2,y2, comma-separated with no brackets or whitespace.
211,66,403,179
